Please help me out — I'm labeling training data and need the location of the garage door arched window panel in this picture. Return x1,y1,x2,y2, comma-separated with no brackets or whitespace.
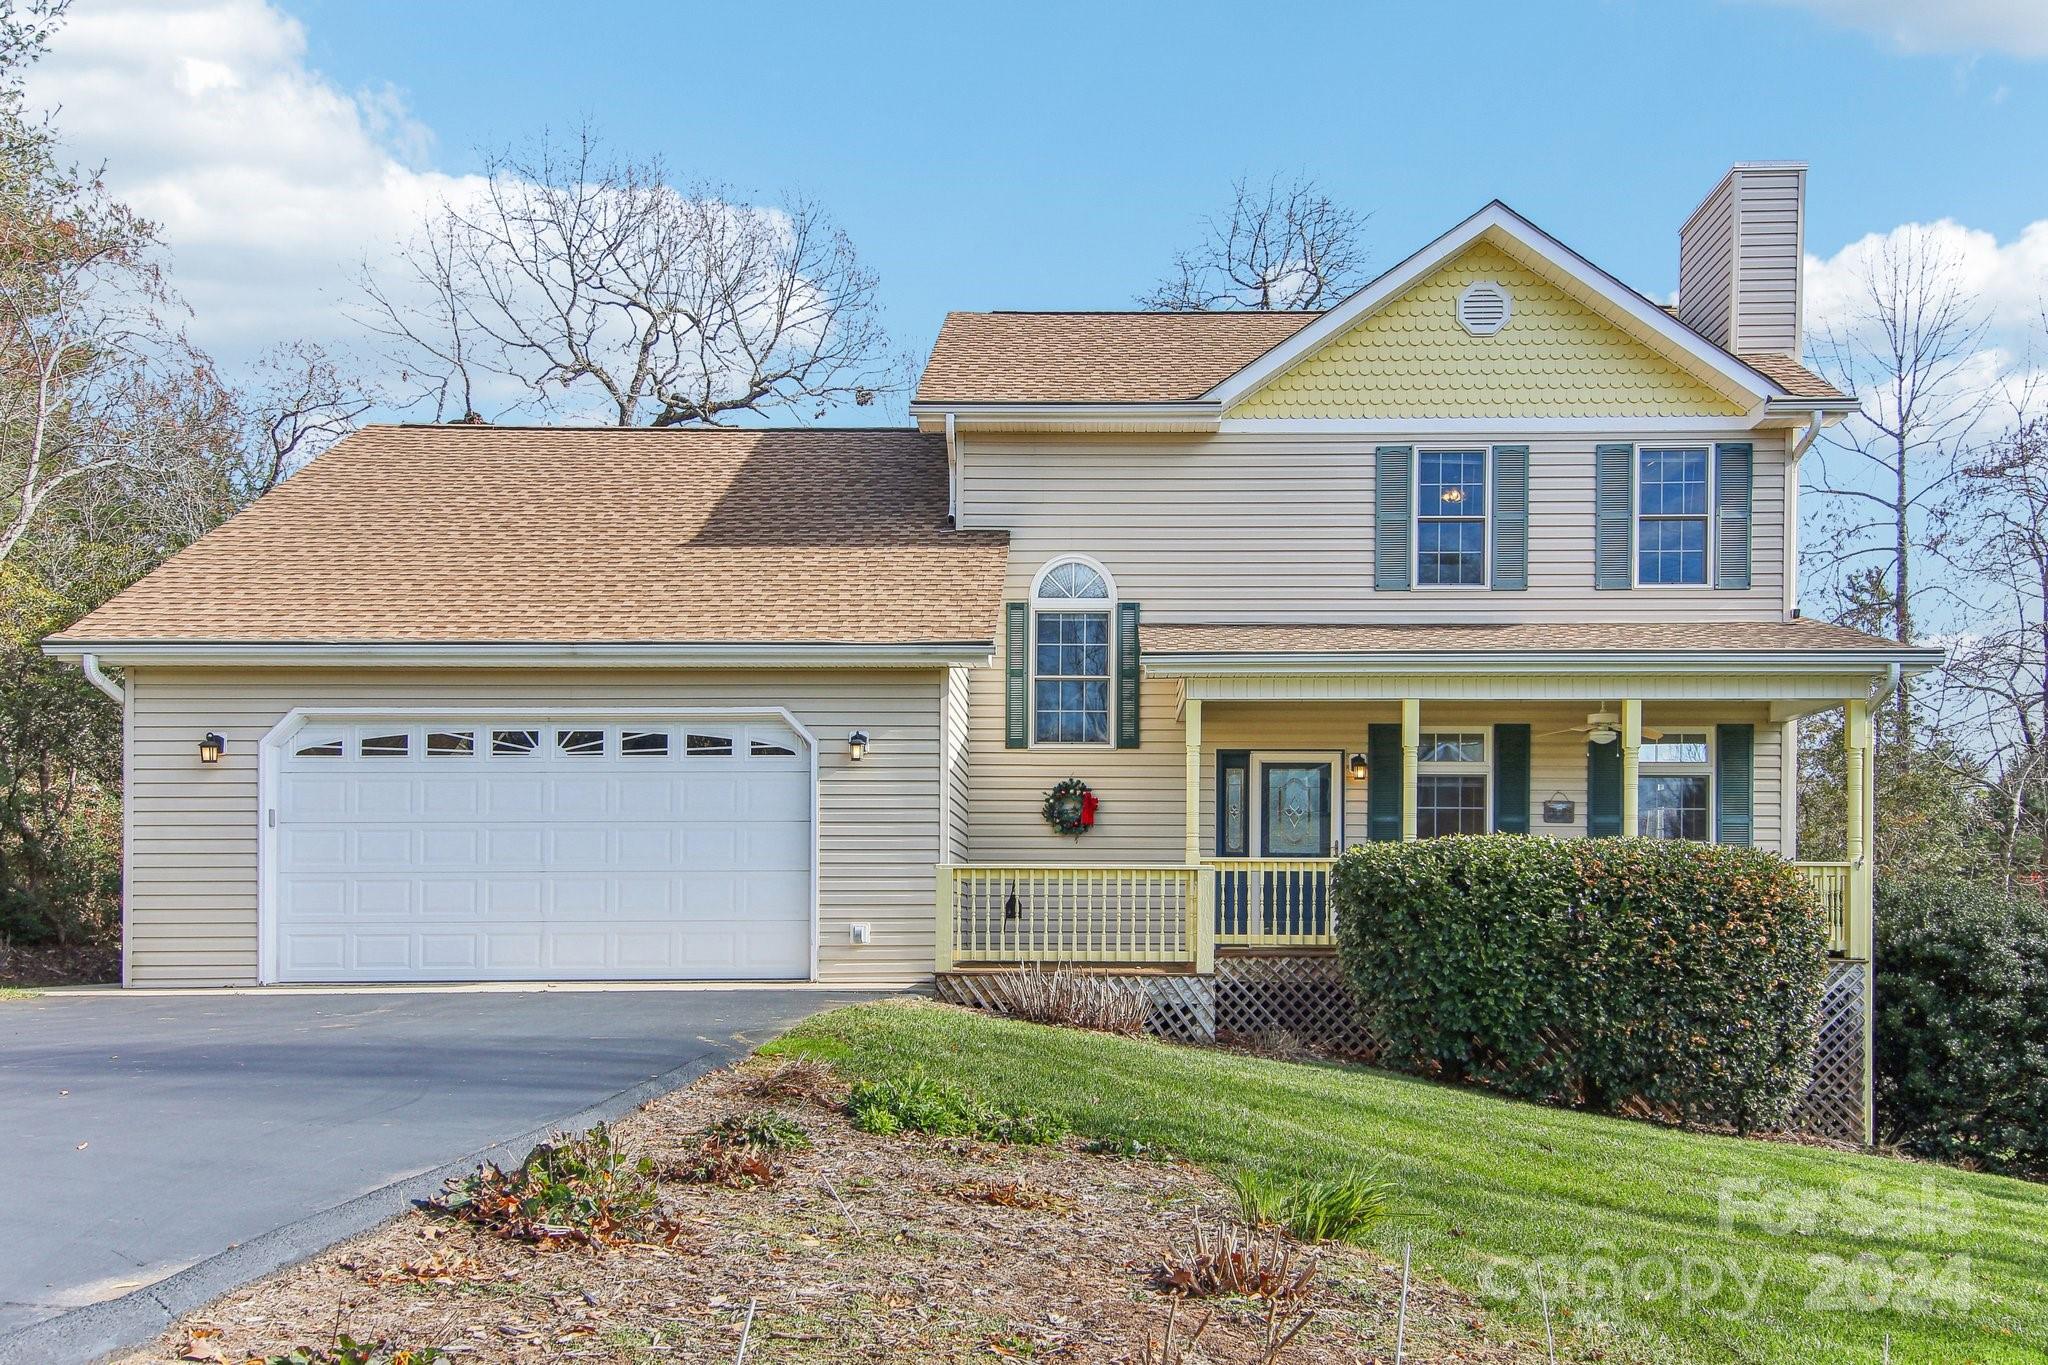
492,729,540,757
620,728,670,757
555,728,605,757
685,731,735,757
426,730,475,757
266,710,817,984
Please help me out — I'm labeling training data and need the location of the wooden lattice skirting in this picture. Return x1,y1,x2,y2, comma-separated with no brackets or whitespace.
937,954,1871,1145
1787,960,1871,1144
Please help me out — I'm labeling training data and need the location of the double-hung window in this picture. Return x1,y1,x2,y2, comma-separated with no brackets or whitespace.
1416,449,1487,586
1639,731,1712,840
1637,447,1710,585
1031,557,1113,745
1416,730,1490,836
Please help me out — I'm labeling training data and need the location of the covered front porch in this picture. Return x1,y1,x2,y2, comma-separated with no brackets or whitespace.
935,622,1920,975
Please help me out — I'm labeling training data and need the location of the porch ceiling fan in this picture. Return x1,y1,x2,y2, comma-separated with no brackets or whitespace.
1539,710,1665,745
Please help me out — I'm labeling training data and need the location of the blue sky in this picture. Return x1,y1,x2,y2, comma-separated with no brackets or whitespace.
27,0,2048,404
286,0,2043,346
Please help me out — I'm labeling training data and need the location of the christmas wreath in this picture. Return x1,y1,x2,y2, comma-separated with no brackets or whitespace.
1041,777,1098,837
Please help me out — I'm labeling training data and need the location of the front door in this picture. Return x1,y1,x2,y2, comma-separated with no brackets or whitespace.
1259,759,1334,857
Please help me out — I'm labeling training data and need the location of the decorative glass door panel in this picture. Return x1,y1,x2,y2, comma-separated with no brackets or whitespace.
1260,762,1331,857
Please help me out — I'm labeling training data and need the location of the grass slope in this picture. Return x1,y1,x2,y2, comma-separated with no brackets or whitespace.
767,1001,2047,1364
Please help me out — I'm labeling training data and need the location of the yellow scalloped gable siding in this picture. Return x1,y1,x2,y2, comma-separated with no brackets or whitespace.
1230,242,1744,418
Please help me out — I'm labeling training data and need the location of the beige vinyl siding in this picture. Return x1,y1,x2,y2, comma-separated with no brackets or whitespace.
1678,173,1737,347
958,429,1788,622
1734,166,1805,356
123,666,947,988
955,650,1787,865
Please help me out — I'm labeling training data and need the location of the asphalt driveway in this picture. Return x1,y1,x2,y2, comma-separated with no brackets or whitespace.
0,986,868,1360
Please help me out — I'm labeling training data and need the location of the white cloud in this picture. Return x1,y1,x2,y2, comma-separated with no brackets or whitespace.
1742,0,2048,58
1806,218,2048,335
25,0,479,366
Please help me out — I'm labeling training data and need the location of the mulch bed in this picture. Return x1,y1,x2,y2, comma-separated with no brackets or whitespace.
0,938,118,987
127,1058,1557,1364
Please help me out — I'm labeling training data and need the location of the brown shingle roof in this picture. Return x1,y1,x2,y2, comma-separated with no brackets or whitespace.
55,426,1009,647
915,311,1319,404
916,318,1852,408
1737,352,1850,401
1141,619,1920,656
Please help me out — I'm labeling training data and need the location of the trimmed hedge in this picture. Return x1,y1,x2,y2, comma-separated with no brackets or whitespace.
1332,835,1829,1131
1875,876,2048,1176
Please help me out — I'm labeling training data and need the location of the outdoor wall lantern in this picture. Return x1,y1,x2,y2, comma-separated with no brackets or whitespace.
198,732,226,764
1347,752,1368,782
848,730,870,762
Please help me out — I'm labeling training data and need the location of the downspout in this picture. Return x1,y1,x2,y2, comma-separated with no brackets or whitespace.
80,652,127,704
943,412,959,526
1785,407,1827,619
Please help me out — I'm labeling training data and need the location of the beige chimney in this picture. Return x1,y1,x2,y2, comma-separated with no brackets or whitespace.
1676,162,1807,358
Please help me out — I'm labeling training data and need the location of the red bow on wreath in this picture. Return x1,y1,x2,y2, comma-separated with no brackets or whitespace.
1079,791,1098,828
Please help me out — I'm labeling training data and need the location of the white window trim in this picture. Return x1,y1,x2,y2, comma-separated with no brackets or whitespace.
1637,724,1717,841
1631,443,1716,590
1029,554,1117,749
1247,750,1345,858
1416,725,1494,834
1412,448,1493,590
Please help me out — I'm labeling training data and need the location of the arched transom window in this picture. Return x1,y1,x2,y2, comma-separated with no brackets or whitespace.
1030,556,1114,745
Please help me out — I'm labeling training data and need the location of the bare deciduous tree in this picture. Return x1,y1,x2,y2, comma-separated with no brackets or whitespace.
356,127,900,426
1140,174,1369,312
1808,227,1993,741
1929,415,2048,887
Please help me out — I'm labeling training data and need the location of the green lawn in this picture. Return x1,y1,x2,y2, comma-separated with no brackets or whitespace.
765,1000,2047,1364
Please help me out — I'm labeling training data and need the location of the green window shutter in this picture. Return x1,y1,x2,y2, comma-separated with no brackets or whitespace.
1716,723,1754,846
1216,750,1250,856
1004,601,1029,749
1114,601,1141,749
1374,445,1413,592
1594,443,1635,590
1490,445,1529,591
1714,442,1754,590
1586,738,1623,837
1367,723,1403,841
1494,724,1532,833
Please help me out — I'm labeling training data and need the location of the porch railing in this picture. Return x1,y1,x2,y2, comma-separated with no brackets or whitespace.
936,864,1201,968
937,857,1861,969
1792,861,1854,956
1207,858,1338,948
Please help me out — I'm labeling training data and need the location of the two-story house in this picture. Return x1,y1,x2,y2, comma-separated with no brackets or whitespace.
45,163,1934,1135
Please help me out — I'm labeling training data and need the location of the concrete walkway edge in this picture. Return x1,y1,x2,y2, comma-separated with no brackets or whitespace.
0,1040,748,1365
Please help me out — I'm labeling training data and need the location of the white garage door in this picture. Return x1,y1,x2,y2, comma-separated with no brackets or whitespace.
269,715,813,982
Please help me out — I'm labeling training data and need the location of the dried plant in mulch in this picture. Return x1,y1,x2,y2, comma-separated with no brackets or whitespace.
663,1109,811,1189
174,1325,441,1364
1154,1219,1318,1302
948,1177,1074,1213
1126,1298,1212,1365
430,1122,682,1250
130,1059,1555,1365
984,964,1151,1035
734,1054,842,1106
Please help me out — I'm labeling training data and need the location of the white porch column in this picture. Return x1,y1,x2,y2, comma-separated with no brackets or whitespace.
1400,698,1420,841
1844,698,1874,961
1620,698,1642,837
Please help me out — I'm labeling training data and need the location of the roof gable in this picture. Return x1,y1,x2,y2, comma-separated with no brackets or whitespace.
1228,240,1747,419
1206,203,1776,415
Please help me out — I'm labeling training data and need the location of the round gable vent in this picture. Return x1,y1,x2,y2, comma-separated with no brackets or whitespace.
1457,280,1512,336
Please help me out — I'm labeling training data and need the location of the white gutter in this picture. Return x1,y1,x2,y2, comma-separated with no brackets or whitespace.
43,640,998,669
1789,406,1832,458
79,652,127,703
912,401,1220,429
1141,647,1945,678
